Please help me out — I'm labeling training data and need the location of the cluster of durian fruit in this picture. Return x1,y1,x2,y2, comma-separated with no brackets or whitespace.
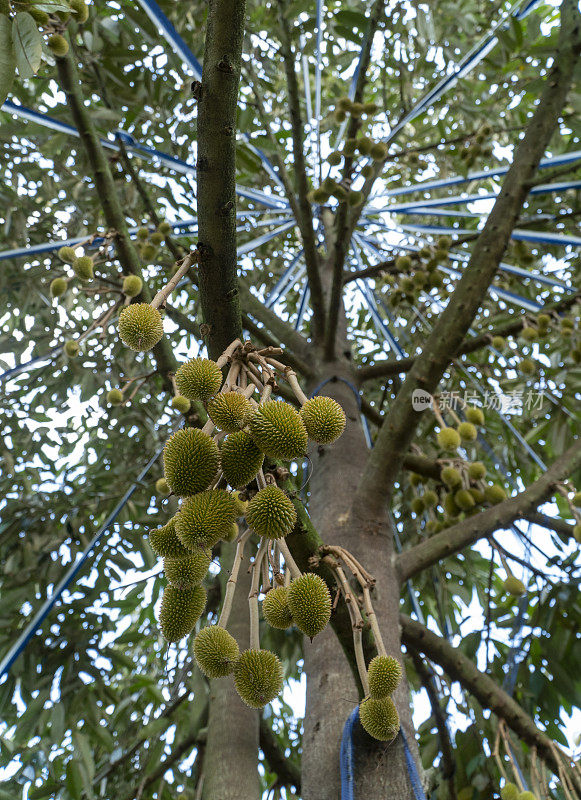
142,342,358,712
135,221,171,266
457,123,493,168
383,236,452,307
1,0,91,63
500,782,540,800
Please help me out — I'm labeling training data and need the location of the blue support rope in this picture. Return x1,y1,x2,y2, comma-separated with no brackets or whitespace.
398,222,581,249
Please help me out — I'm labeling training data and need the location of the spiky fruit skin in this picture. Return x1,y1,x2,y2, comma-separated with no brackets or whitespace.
249,400,308,460
164,548,211,588
411,497,425,514
221,430,265,488
232,490,248,517
468,461,486,481
455,489,475,511
150,231,164,245
50,277,68,298
485,484,507,504
465,407,484,426
299,396,346,445
519,358,536,376
158,584,206,642
370,142,387,161
63,340,79,358
516,792,537,800
29,7,49,22
443,493,459,518
175,357,222,402
72,256,94,280
469,488,485,504
171,395,191,414
572,491,581,507
223,521,238,542
262,586,293,629
521,326,537,342
207,392,254,433
107,388,124,406
176,489,237,549
246,486,297,539
423,489,438,507
58,246,76,263
395,255,412,271
70,0,89,23
287,573,331,639
504,575,526,596
457,422,477,442
156,477,170,495
118,303,163,352
441,466,462,487
122,275,143,298
149,518,189,558
367,656,402,699
359,696,400,741
492,336,505,350
234,649,283,708
47,33,69,56
158,221,171,234
163,428,219,497
500,783,519,800
437,427,461,451
194,626,240,677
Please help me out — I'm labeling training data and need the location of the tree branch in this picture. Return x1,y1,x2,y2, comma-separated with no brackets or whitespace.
196,0,246,359
276,0,325,341
401,615,581,792
396,439,581,582
353,2,581,513
522,511,575,541
259,716,301,793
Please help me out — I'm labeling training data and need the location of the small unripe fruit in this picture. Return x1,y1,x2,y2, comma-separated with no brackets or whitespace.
262,586,293,629
70,0,89,23
395,255,412,271
469,487,485,504
232,490,248,517
573,523,581,543
441,466,462,487
536,313,550,328
47,33,69,57
501,783,519,800
361,164,374,178
363,101,378,114
107,388,124,406
367,655,402,699
334,109,347,123
136,227,149,240
519,358,536,375
156,477,170,495
221,431,264,488
485,484,507,504
72,256,94,281
299,396,346,445
149,518,189,559
520,325,537,342
63,340,79,358
350,102,364,118
249,400,308,460
207,391,254,433
171,395,191,414
457,421,477,442
359,696,399,741
176,489,237,548
287,573,331,639
492,336,505,350
234,649,283,708
357,137,373,155
327,151,342,166
163,428,219,497
370,142,388,161
175,357,222,402
411,496,425,515
150,231,164,245
246,485,297,539
194,626,240,677
164,548,211,588
122,275,143,297
336,96,352,112
464,407,484,426
29,7,49,23
437,427,461,452
118,303,164,351
223,521,238,542
409,472,422,487
454,488,475,511
468,461,486,481
572,491,581,507
348,190,363,207
503,575,526,596
58,246,76,263
423,489,438,507
50,277,68,298
158,584,205,642
141,243,158,262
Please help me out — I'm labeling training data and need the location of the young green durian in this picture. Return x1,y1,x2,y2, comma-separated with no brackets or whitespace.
485,484,507,504
50,277,68,298
492,336,505,350
395,255,412,271
454,488,475,511
58,246,76,264
207,391,254,433
155,477,170,495
500,783,519,800
437,427,461,452
63,340,80,358
234,649,283,708
122,275,143,298
468,461,486,481
367,655,402,699
221,431,264,488
174,357,222,402
118,303,163,351
163,428,219,497
47,33,69,57
175,489,237,549
194,625,240,678
262,586,293,629
171,395,191,414
107,388,124,406
246,485,297,539
457,421,477,442
287,573,331,639
359,695,399,741
69,0,89,23
158,584,206,642
72,256,94,281
464,407,484,426
441,466,462,487
164,548,211,588
503,574,526,597
249,400,308,460
299,396,346,445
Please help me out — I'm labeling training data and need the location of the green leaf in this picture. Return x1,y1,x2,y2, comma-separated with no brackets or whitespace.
0,16,15,105
65,761,84,800
12,12,42,79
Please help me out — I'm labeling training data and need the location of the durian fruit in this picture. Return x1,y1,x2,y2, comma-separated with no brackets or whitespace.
520,325,537,342
249,400,308,460
262,586,293,629
58,246,76,263
72,256,94,280
336,96,352,112
455,488,475,511
164,548,212,588
485,484,507,504
503,575,526,596
29,7,49,23
163,428,219,497
359,695,400,741
287,573,332,639
150,231,164,245
299,396,346,445
348,190,364,207
194,625,240,677
70,0,89,23
572,491,581,507
232,490,248,517
158,584,206,642
361,163,374,178
334,109,347,123
141,243,158,262
343,139,357,156
136,226,149,240
171,395,191,414
107,388,124,406
409,472,422,487
423,489,438,507
175,357,222,402
122,275,143,298
63,340,80,358
441,466,462,487
158,221,172,235
411,496,425,515
370,142,388,161
207,391,254,433
47,33,69,57
50,277,68,298
357,137,373,155
221,430,265,488
492,336,505,350
327,151,342,166
363,101,378,115
149,518,189,558
367,655,402,699
457,421,477,442
223,521,239,542
312,187,330,204
560,317,574,334
516,792,537,800
500,783,519,800
351,102,365,118
234,649,283,708
175,489,237,549
443,492,460,519
465,407,484,426
156,477,170,495
469,487,485,504
519,358,536,376
118,303,164,352
246,485,297,539
437,427,461,452
468,461,486,481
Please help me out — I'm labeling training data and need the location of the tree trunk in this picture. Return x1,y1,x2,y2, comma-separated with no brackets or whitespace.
202,542,260,800
301,360,419,799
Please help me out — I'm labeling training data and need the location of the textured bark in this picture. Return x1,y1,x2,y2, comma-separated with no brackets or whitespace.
202,542,260,800
196,0,246,359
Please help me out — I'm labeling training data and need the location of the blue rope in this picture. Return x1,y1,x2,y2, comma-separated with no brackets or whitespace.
401,728,427,800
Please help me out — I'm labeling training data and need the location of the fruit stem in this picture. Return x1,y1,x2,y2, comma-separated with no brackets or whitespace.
284,368,308,405
217,528,252,628
248,538,268,650
278,539,302,580
150,254,195,309
216,338,243,369
362,586,386,658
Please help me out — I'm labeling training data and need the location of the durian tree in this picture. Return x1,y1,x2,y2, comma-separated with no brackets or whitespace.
1,0,581,798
